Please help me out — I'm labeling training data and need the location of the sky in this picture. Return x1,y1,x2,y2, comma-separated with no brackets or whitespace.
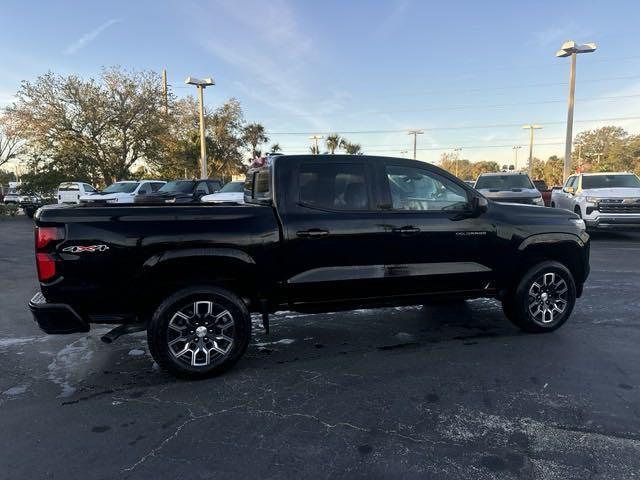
2,0,640,168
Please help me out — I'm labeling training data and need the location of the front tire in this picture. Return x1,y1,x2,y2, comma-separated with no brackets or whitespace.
148,286,251,379
502,261,576,333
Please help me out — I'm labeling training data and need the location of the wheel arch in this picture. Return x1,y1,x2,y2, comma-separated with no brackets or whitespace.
138,248,260,313
515,234,587,297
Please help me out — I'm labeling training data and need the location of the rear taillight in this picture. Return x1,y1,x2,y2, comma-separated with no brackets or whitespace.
36,253,57,282
35,226,64,282
36,226,64,250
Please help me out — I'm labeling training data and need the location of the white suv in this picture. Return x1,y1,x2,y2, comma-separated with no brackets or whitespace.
551,172,640,230
79,180,165,204
57,182,98,204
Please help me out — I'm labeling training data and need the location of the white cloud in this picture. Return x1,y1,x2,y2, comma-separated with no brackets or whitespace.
64,19,121,55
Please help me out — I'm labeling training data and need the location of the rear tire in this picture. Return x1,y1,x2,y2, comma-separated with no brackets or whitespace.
502,261,576,333
148,286,251,379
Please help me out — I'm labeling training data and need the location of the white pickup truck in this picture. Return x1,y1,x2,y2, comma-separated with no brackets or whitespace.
551,172,640,230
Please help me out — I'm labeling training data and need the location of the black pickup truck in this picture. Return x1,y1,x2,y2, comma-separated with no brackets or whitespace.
30,155,590,378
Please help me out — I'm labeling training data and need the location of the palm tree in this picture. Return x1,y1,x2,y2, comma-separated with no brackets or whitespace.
343,142,362,155
243,123,269,159
325,134,341,154
270,143,281,153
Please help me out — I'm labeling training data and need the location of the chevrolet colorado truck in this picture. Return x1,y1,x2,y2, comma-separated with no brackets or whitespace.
551,172,640,230
29,155,590,378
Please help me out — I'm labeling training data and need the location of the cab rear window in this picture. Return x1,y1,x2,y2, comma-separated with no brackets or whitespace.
245,168,271,202
59,183,79,191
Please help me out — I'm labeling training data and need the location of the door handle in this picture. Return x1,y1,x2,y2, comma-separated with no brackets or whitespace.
392,226,421,234
297,229,330,238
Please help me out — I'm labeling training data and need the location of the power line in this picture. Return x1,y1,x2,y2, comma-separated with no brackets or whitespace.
282,141,567,154
257,93,640,120
267,115,640,136
276,136,567,150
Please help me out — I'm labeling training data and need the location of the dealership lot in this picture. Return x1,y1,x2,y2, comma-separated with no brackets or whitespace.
1,217,640,479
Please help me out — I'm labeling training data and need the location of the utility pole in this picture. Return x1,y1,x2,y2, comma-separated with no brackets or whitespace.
522,124,542,177
512,145,522,171
162,69,169,115
453,147,462,178
556,40,597,182
309,135,323,154
407,130,424,160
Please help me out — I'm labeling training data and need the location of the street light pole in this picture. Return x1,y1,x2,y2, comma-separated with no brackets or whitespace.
563,52,577,182
407,129,424,160
522,124,542,177
185,76,215,178
556,40,597,182
197,85,207,177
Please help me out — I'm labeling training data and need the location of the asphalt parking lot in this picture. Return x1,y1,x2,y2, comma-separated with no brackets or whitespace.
1,216,640,479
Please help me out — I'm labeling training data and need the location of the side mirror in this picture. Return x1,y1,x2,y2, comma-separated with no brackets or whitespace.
472,196,488,216
564,186,575,194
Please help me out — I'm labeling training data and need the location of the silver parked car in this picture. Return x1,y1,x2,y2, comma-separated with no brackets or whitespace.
474,172,545,206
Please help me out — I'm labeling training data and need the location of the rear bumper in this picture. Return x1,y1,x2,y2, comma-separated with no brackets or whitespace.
28,292,89,334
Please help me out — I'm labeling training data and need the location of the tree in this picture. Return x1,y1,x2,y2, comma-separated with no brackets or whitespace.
543,155,564,186
9,67,169,184
309,145,320,155
470,161,500,179
573,126,629,172
208,99,248,178
0,112,24,169
270,143,281,153
243,122,268,159
339,138,362,155
0,168,16,185
149,97,248,181
343,142,362,155
325,134,341,154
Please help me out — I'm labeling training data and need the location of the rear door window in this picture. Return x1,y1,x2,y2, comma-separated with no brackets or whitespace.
298,163,370,211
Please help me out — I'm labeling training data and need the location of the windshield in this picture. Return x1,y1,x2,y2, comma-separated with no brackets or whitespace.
103,182,139,193
218,181,244,193
159,181,195,193
582,174,640,189
475,174,534,190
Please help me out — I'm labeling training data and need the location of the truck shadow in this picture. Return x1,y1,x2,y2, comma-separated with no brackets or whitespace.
242,299,519,366
56,299,522,398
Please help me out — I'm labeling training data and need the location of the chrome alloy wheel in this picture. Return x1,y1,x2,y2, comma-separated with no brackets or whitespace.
527,272,569,325
167,301,234,367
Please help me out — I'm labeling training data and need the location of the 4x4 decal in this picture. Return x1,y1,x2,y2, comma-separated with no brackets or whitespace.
62,245,109,253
